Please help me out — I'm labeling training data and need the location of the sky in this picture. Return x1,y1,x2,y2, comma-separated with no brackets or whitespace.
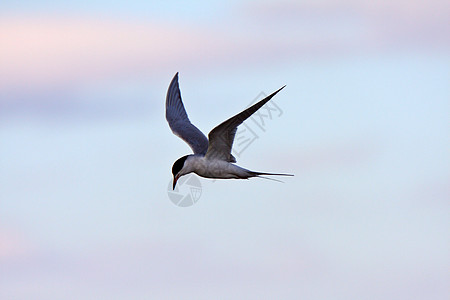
1,1,449,299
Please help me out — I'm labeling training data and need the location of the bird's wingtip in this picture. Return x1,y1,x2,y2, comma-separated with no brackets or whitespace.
170,72,179,84
269,85,286,97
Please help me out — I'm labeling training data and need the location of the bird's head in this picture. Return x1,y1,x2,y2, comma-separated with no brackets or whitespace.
171,155,190,190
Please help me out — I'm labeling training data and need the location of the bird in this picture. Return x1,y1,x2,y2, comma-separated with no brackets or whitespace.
166,72,293,189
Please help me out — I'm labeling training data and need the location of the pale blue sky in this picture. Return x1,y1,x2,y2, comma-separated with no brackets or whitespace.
1,1,449,299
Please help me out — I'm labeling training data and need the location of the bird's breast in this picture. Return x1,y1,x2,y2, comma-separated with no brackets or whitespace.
192,157,248,179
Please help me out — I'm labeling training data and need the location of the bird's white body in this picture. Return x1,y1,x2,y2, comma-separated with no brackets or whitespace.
182,155,251,179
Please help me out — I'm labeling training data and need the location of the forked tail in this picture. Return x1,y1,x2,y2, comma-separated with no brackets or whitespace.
250,171,294,183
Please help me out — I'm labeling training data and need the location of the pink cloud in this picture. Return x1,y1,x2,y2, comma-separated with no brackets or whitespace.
245,0,449,23
0,17,222,92
244,0,450,48
0,15,362,93
1,236,447,299
1,2,448,94
0,228,32,260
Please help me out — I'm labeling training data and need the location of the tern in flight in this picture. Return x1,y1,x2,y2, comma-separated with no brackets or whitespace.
166,73,293,189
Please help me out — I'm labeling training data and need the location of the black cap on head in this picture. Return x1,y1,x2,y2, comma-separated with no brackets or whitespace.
172,155,189,176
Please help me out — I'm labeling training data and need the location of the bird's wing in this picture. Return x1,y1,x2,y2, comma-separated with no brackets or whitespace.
205,86,285,162
165,72,209,155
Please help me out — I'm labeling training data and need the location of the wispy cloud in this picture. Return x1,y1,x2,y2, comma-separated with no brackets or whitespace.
2,1,448,94
243,0,450,48
0,17,218,92
0,235,447,299
0,228,31,260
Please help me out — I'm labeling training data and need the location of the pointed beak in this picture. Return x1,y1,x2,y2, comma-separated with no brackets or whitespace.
173,174,180,190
